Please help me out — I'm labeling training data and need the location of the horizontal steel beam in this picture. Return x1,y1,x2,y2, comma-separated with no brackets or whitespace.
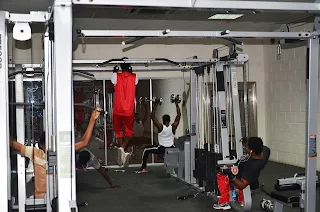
72,0,320,13
81,30,311,39
6,12,48,23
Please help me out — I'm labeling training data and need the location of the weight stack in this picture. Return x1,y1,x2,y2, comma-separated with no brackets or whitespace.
194,148,207,187
205,152,222,193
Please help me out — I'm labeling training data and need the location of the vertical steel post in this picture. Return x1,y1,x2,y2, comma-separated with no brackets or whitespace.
44,30,54,212
150,79,154,164
15,65,26,212
53,0,78,211
103,80,108,166
190,69,197,184
0,10,11,212
217,64,229,159
229,64,243,158
304,37,319,212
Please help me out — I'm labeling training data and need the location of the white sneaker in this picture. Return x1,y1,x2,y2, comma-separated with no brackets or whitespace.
117,147,124,166
123,152,131,167
213,203,231,210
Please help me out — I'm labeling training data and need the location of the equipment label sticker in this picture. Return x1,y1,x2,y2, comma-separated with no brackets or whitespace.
191,123,196,136
232,72,238,96
221,110,227,128
309,134,317,157
59,131,72,178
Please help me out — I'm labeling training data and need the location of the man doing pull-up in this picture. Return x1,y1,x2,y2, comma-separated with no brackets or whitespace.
111,61,139,167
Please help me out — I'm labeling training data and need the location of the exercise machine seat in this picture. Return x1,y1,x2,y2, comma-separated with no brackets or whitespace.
270,190,300,205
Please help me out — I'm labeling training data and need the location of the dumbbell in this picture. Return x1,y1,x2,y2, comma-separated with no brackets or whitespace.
138,96,163,105
170,94,182,104
138,97,148,104
151,97,163,105
260,199,273,211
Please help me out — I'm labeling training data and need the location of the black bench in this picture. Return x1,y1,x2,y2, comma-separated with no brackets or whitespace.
270,190,300,211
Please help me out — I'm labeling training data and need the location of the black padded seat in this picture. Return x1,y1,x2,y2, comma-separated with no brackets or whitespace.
270,190,300,207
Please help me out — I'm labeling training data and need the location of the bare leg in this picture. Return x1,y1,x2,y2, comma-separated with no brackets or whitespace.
118,137,123,147
123,136,130,152
116,137,124,166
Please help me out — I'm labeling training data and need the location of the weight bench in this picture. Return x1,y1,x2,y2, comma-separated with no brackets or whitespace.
262,173,319,212
271,190,300,211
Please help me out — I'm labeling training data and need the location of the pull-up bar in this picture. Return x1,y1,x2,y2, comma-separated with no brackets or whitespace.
97,58,182,67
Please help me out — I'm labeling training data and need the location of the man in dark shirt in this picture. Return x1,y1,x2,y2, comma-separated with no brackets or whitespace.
213,137,270,210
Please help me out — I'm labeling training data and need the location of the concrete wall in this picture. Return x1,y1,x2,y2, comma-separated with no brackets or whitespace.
264,23,320,170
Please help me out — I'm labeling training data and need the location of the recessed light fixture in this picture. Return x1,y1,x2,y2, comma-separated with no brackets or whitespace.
208,14,244,20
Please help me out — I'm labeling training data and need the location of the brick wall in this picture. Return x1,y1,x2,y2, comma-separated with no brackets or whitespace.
264,23,320,170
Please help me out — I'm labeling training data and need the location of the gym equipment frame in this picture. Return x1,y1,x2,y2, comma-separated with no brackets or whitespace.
49,0,320,211
1,0,320,211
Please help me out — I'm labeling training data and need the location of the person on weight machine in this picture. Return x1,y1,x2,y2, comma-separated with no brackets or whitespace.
10,108,119,199
136,99,181,174
213,137,270,210
111,60,139,167
75,148,121,188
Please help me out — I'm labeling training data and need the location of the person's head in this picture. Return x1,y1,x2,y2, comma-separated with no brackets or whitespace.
246,137,263,156
162,114,170,126
120,63,131,72
39,132,46,151
78,150,91,166
134,113,141,122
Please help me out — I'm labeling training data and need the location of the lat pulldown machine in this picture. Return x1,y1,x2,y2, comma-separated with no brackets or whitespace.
164,49,252,211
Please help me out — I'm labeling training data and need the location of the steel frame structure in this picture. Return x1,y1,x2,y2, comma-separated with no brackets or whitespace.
0,0,318,211
72,0,320,12
53,0,319,211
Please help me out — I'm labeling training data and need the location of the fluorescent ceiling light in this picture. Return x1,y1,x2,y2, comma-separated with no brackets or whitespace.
208,14,244,20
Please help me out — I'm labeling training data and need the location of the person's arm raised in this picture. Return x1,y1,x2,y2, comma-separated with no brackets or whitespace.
75,108,102,151
171,103,181,132
150,103,163,132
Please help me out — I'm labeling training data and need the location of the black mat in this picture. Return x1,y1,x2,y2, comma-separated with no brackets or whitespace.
76,161,320,212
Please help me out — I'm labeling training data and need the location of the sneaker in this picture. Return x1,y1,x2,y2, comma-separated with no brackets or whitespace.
117,147,124,166
213,203,231,210
123,152,131,167
135,168,147,174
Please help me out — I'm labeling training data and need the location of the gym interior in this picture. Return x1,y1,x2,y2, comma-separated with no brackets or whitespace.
1,0,320,212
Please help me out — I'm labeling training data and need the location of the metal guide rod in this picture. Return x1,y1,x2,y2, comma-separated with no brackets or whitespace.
81,30,312,39
305,37,319,212
15,65,26,212
54,0,78,211
149,79,155,164
103,80,108,166
72,0,320,12
0,11,11,212
190,69,197,184
44,31,55,212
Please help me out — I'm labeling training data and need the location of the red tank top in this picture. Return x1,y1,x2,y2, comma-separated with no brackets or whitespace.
113,72,137,116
